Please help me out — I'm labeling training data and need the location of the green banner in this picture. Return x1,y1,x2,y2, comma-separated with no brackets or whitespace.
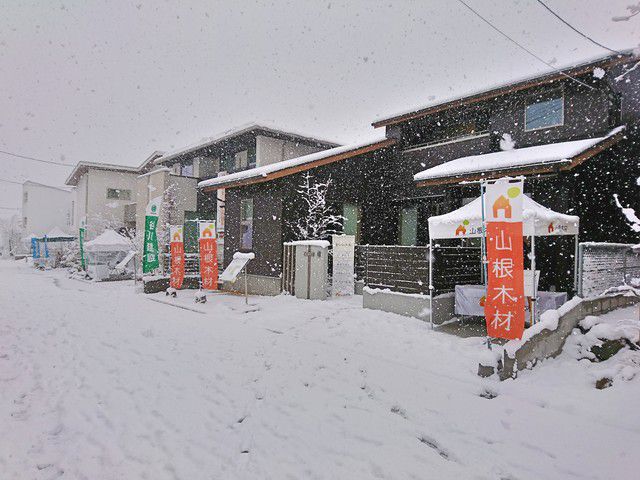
79,227,86,270
142,197,161,273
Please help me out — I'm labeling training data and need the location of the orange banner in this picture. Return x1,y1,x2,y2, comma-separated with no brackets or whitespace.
484,180,525,340
484,222,525,339
169,226,185,290
199,222,218,291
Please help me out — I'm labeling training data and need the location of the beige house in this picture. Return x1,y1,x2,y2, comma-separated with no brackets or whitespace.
65,152,162,239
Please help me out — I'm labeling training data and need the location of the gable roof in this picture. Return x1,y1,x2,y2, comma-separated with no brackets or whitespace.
373,52,639,129
156,122,341,165
414,126,626,186
199,137,396,191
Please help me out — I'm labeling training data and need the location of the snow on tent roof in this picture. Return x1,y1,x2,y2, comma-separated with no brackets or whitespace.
428,195,579,239
46,227,75,239
198,136,395,190
84,230,134,252
414,127,624,183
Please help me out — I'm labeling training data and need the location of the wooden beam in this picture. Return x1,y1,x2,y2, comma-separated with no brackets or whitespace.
201,138,396,192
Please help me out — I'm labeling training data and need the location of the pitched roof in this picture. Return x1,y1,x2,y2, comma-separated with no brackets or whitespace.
373,52,639,128
414,126,625,186
199,137,396,191
156,123,341,165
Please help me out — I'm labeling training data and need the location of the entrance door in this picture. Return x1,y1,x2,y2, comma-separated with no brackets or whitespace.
399,207,418,246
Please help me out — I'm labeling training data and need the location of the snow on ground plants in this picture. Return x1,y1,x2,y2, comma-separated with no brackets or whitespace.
1,260,639,479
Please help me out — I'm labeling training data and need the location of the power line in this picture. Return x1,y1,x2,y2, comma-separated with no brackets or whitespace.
536,0,620,54
0,206,20,210
0,149,74,167
455,0,594,90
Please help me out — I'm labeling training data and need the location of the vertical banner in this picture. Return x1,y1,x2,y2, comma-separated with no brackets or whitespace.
142,196,161,273
169,225,185,290
199,221,218,290
79,217,86,270
332,234,355,296
484,179,525,340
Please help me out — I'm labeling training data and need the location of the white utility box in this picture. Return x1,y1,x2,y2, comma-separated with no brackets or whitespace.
293,240,329,300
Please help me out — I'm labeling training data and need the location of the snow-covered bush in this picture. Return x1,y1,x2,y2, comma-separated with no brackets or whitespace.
293,172,344,240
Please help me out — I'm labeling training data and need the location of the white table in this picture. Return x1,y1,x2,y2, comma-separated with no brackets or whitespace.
454,284,567,318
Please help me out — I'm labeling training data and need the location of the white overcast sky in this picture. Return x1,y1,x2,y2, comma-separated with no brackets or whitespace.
0,0,638,216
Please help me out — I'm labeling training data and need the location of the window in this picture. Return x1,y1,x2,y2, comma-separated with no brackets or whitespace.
234,150,248,170
23,192,28,202
343,203,361,243
172,163,181,175
106,188,132,200
182,164,194,177
525,94,564,131
23,217,27,228
240,198,253,250
399,207,418,246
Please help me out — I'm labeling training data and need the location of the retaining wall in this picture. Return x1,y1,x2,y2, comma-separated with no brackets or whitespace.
496,293,639,380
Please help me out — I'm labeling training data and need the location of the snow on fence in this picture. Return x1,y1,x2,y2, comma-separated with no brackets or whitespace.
577,243,640,298
354,244,481,295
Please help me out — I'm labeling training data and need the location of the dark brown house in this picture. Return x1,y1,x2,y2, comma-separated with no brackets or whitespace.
199,52,640,295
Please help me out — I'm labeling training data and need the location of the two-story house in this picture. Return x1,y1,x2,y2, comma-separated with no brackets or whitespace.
151,123,339,259
65,152,162,239
197,51,639,295
21,180,75,237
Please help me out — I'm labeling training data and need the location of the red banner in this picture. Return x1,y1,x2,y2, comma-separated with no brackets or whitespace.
484,180,525,340
485,222,525,339
199,222,218,291
169,226,185,290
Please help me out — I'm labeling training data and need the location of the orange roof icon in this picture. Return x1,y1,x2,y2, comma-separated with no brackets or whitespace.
455,224,466,236
492,195,512,219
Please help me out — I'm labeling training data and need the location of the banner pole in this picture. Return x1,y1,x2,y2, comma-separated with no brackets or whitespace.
429,238,434,329
531,230,537,324
480,181,491,350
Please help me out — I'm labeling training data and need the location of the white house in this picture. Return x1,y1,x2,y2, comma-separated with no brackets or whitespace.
64,152,162,239
21,181,75,237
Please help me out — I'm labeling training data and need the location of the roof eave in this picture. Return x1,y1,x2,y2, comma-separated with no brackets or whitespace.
201,138,396,192
373,53,639,129
415,128,626,187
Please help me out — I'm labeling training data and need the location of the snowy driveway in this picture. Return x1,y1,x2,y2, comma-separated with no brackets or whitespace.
1,261,639,479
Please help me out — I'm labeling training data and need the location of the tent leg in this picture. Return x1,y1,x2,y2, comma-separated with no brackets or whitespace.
429,238,434,330
573,234,579,296
531,232,537,325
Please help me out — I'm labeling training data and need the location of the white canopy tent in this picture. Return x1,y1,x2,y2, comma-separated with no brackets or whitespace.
427,194,580,327
84,230,136,281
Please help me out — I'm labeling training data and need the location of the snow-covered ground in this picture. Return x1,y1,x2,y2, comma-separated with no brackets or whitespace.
1,260,639,479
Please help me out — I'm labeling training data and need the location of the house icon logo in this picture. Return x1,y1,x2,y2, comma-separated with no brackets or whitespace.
548,222,555,233
202,227,214,238
151,204,157,214
172,231,181,242
455,219,470,236
492,195,512,219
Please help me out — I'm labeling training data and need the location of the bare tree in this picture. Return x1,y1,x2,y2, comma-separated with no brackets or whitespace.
293,172,344,240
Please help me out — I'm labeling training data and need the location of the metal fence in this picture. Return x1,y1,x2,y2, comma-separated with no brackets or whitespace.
577,243,640,298
354,244,481,295
282,244,296,295
162,252,201,277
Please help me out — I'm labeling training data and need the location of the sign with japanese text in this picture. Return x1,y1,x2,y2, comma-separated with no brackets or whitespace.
484,180,525,340
169,225,185,290
331,234,355,296
198,221,218,290
142,197,161,273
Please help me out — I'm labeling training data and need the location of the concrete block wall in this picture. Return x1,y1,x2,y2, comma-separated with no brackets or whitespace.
498,294,640,380
362,289,455,324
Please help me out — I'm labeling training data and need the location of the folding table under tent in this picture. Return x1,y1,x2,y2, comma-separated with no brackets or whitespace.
427,194,580,328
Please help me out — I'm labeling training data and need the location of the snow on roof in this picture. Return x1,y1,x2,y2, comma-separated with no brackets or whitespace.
157,122,341,165
414,126,625,183
198,136,393,190
46,227,74,238
84,229,134,252
22,180,74,193
373,51,637,127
